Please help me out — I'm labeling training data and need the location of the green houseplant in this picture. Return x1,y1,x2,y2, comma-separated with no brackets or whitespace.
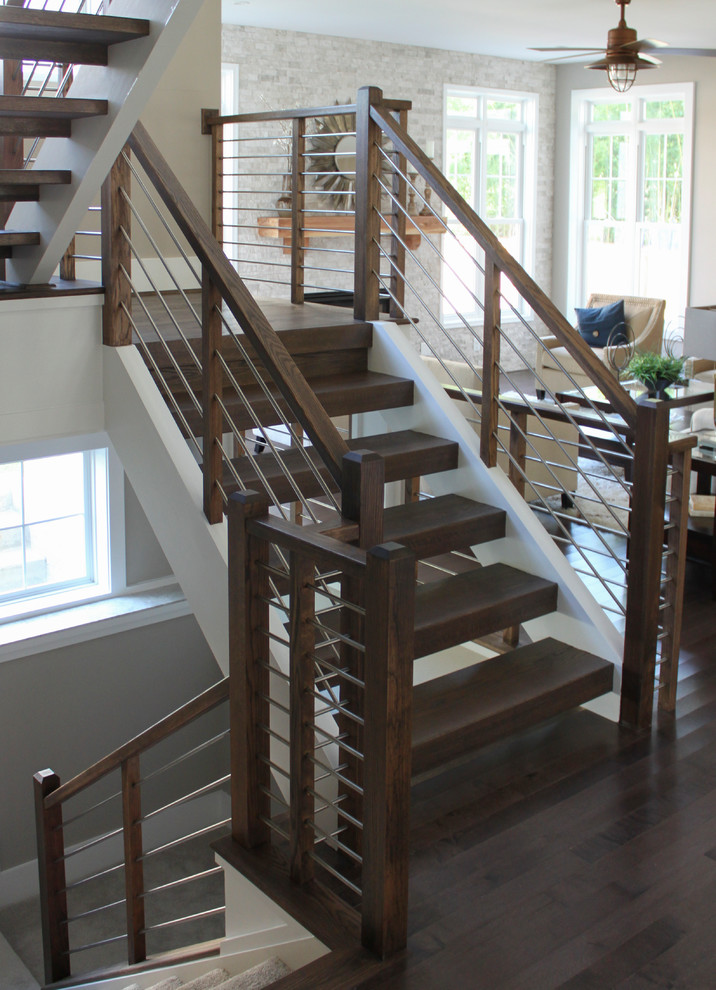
625,351,685,398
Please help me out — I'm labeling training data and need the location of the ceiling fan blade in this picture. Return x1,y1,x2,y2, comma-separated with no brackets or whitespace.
659,47,716,57
636,53,662,66
529,45,605,52
622,38,669,52
544,50,608,63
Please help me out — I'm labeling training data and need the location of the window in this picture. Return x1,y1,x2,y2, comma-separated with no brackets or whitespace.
568,83,693,324
442,86,538,320
0,442,113,622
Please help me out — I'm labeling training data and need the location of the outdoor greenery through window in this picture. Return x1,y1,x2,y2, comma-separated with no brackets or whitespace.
570,84,693,324
443,85,537,320
0,447,110,620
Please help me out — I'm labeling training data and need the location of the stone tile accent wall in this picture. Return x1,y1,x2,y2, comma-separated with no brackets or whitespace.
221,25,556,371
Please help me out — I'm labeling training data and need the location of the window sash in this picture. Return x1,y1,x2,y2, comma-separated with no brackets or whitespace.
0,446,111,618
443,85,536,322
570,83,693,322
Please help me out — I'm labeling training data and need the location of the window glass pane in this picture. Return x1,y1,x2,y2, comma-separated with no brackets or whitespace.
644,98,684,120
446,95,478,117
590,101,631,122
0,462,22,529
583,223,632,300
25,516,88,589
486,132,517,218
486,100,519,121
0,527,25,596
442,230,481,316
446,129,475,204
23,452,85,524
643,132,683,223
637,225,684,304
590,135,628,221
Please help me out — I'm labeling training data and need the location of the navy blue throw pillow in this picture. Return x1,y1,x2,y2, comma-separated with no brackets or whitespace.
575,300,627,348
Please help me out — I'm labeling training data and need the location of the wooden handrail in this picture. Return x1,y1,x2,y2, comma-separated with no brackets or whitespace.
126,121,350,486
248,513,368,578
201,98,412,131
44,678,229,809
370,104,639,428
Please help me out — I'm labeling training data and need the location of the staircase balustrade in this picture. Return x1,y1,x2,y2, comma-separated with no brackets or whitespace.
202,87,694,729
33,680,230,983
227,491,414,958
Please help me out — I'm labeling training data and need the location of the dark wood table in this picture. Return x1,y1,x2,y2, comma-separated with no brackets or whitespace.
689,444,716,595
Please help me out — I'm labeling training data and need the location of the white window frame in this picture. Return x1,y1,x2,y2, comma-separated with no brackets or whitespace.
442,84,538,324
0,434,125,624
567,81,694,325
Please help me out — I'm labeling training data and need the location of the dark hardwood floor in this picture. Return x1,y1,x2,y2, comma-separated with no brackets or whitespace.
367,556,716,989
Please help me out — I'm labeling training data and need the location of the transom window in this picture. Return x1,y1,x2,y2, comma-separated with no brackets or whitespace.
568,83,693,324
0,446,110,620
442,85,537,320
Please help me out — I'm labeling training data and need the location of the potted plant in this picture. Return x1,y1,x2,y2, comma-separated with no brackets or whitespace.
625,351,685,398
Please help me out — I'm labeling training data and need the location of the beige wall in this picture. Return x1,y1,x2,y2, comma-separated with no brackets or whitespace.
131,0,221,264
552,57,716,316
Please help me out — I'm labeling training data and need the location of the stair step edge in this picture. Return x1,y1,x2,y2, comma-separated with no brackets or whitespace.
412,638,614,776
413,563,559,658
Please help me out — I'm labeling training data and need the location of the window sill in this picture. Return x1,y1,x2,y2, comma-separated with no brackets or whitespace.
0,582,190,664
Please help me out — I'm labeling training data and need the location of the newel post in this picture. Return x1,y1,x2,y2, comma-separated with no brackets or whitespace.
227,491,272,847
480,258,502,468
101,148,133,346
288,550,316,884
201,109,222,243
122,755,146,964
354,86,384,322
34,770,70,984
620,398,670,730
202,267,224,524
361,542,415,958
291,117,306,304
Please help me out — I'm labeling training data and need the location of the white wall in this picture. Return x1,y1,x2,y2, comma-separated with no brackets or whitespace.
552,57,716,314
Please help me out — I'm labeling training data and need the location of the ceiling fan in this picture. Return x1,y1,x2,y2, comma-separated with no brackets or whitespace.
531,0,716,93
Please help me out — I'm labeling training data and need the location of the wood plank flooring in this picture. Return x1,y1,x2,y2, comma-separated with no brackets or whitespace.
360,556,715,989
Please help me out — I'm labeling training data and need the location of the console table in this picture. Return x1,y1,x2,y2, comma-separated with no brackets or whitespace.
256,213,445,252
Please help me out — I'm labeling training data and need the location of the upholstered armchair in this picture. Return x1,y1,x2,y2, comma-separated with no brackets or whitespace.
534,293,666,397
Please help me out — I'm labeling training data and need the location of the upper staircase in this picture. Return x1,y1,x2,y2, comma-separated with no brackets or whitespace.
0,0,205,286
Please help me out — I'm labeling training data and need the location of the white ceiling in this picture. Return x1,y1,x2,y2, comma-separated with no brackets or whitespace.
222,0,716,63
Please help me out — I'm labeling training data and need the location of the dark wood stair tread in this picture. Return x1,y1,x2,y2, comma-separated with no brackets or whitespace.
179,371,414,433
0,169,71,186
0,230,40,247
0,96,109,119
0,7,149,65
413,562,558,658
0,169,72,203
0,96,108,137
382,494,505,559
412,638,614,775
224,430,459,504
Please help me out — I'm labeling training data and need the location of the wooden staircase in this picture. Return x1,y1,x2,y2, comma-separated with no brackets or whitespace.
0,4,149,275
141,304,615,776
